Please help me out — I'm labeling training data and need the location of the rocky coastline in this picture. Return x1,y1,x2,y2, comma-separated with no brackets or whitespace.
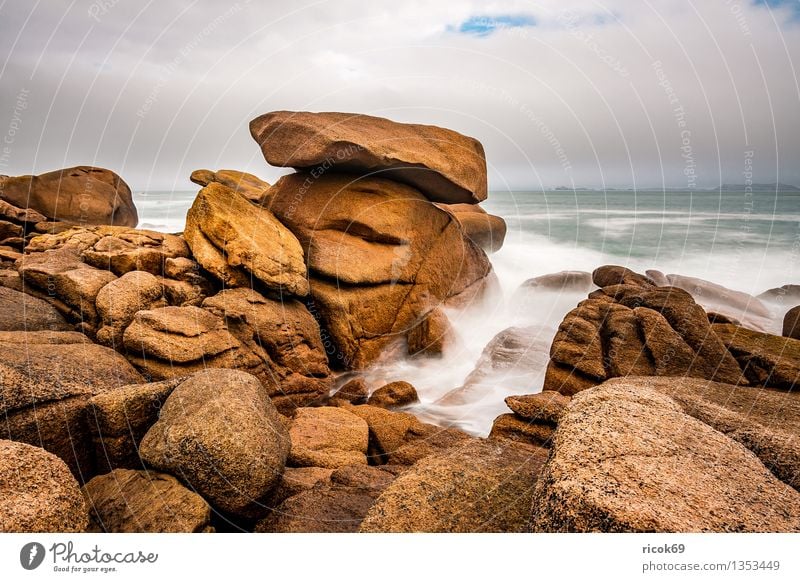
1,111,799,533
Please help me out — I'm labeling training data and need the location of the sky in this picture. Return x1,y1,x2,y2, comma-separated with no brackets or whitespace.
1,0,799,191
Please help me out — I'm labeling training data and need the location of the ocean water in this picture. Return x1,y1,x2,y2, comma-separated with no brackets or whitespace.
134,189,800,435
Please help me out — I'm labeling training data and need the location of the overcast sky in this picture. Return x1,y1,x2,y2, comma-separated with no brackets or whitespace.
1,0,799,191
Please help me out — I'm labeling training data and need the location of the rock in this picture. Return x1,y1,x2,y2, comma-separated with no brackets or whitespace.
712,323,800,390
0,166,138,227
438,325,552,406
1,337,143,478
201,288,332,408
549,300,609,381
435,203,506,252
592,265,655,288
489,414,555,448
124,306,242,364
288,407,369,469
256,466,397,533
95,271,166,348
0,285,73,331
707,311,740,325
505,391,570,423
0,197,48,225
0,440,88,532
331,377,369,404
267,172,491,368
644,269,669,286
360,439,548,532
544,282,746,394
407,307,454,357
519,271,593,293
18,247,117,326
123,292,332,412
530,381,800,532
250,110,488,204
180,222,249,287
0,246,22,264
758,284,800,305
330,463,397,490
542,360,600,396
0,330,90,344
83,469,212,532
0,219,22,241
190,169,270,204
604,376,800,491
27,225,192,277
345,404,475,465
367,381,419,409
784,305,800,339
266,467,334,507
185,183,308,295
88,378,184,473
139,370,290,519
665,273,773,332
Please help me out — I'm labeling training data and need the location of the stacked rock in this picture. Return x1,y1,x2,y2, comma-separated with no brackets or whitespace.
184,111,505,369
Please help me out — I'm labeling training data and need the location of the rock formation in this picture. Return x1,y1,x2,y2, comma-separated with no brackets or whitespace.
0,166,138,227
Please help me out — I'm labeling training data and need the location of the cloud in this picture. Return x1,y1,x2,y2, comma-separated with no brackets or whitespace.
0,0,799,191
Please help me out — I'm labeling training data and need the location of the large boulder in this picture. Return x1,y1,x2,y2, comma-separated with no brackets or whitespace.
784,305,800,339
250,111,487,204
517,271,594,294
1,334,144,478
0,440,88,532
288,407,369,469
530,381,800,532
0,285,72,331
139,370,290,520
665,273,773,332
184,183,308,295
606,376,800,491
190,168,270,204
712,323,800,390
267,172,492,369
83,469,212,532
543,273,746,394
360,439,548,532
0,166,137,227
435,203,506,253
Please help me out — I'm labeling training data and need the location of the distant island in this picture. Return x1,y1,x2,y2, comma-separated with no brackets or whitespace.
551,183,800,192
714,183,800,192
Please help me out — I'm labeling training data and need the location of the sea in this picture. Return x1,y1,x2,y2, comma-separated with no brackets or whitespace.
134,189,800,435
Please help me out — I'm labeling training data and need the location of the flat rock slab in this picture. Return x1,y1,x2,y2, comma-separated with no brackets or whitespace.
250,110,487,204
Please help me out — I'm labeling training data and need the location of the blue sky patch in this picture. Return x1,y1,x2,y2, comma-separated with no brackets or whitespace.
755,0,800,19
453,14,537,37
